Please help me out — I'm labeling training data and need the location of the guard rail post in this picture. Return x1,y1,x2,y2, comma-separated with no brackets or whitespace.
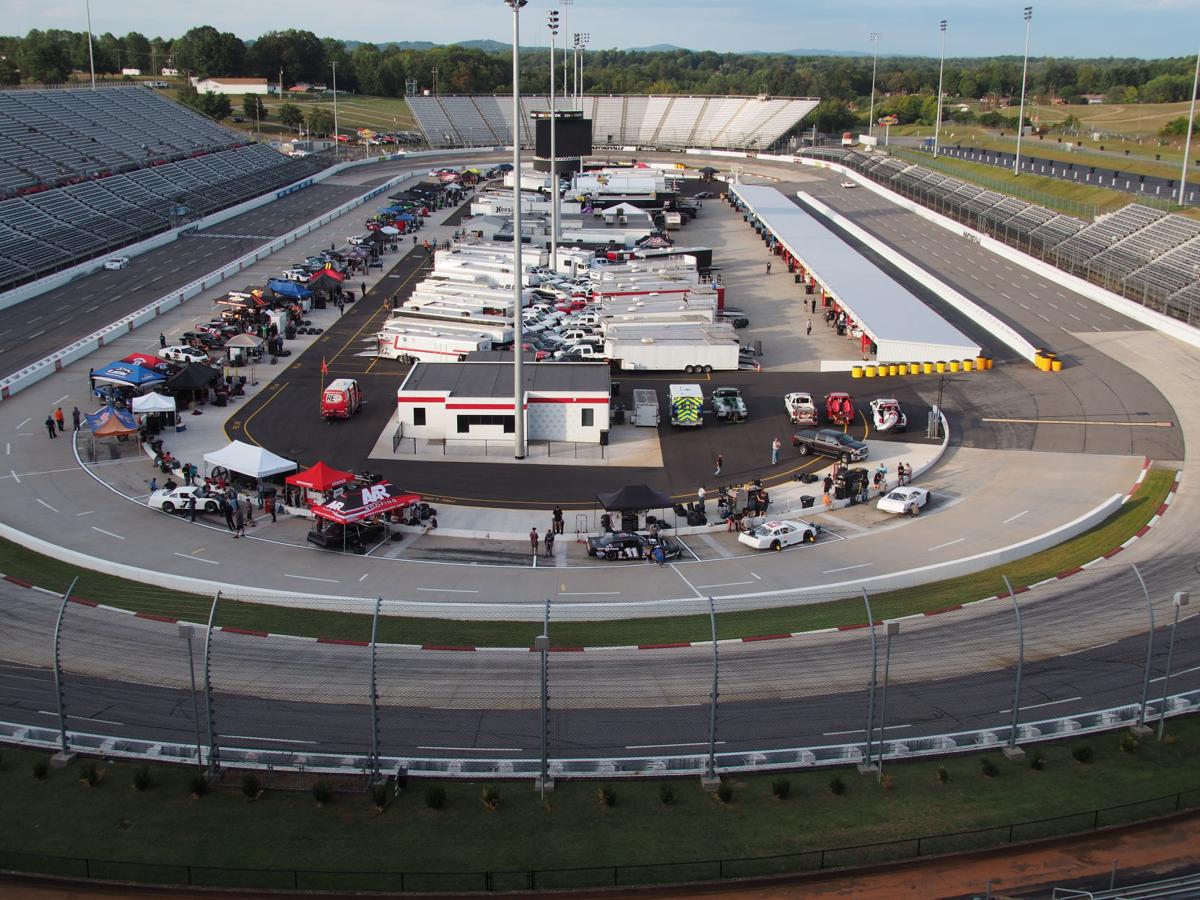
202,591,221,777
1002,575,1026,759
702,595,720,789
1132,564,1155,736
50,576,79,766
368,596,382,782
857,589,879,774
536,598,552,796
178,623,204,767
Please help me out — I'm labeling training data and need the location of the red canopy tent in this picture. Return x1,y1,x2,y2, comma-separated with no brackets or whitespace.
311,481,420,525
286,461,355,492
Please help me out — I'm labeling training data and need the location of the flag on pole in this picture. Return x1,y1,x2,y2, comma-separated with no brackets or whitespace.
320,357,328,376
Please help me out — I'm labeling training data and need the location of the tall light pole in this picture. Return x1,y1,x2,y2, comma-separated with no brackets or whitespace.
1157,591,1190,740
1178,47,1199,206
84,0,96,89
330,61,339,159
1014,6,1033,176
432,66,439,97
547,10,560,273
561,0,573,99
877,620,899,782
933,20,948,158
577,33,589,109
867,32,880,139
506,0,528,459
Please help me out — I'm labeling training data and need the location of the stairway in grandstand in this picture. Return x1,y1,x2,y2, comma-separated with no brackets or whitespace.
405,94,819,152
0,86,328,292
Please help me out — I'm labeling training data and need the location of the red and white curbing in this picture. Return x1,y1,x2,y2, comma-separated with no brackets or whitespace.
2,466,1179,653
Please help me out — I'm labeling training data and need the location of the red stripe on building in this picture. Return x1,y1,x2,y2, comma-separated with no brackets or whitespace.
445,403,517,410
396,396,448,403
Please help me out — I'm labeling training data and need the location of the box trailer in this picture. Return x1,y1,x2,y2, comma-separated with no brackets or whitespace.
631,389,660,427
376,325,492,363
605,323,741,373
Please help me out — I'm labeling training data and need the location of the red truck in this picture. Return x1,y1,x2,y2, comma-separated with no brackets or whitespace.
321,378,364,421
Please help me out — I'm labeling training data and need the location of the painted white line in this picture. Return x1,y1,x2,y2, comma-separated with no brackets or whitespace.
53,394,69,404
823,563,872,574
670,562,703,597
415,587,480,593
751,572,761,580
173,552,218,566
75,510,94,516
9,470,19,484
91,526,125,540
1002,510,1029,524
824,725,910,737
694,581,756,589
4,443,7,455
224,735,316,745
676,537,702,562
16,418,30,430
1150,664,1200,684
1064,641,1115,656
1000,696,1082,714
625,741,727,750
283,573,340,584
37,711,125,726
558,591,621,596
35,499,59,513
1017,302,1030,310
928,538,965,551
418,745,523,752
358,573,369,582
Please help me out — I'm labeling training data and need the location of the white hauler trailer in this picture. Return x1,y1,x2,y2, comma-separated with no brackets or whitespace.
631,389,661,427
384,307,513,344
605,322,741,373
376,324,492,363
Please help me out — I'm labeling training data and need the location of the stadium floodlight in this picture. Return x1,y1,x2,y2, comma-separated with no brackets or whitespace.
1179,47,1199,206
1014,6,1033,176
577,33,590,108
868,33,880,139
505,0,528,459
933,20,947,159
548,11,560,272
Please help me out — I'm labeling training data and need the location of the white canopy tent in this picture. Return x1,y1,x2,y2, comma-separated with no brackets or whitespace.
131,393,177,413
203,440,297,479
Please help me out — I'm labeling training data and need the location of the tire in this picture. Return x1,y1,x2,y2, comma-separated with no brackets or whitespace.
204,502,218,513
161,502,175,513
804,530,816,543
798,444,809,456
684,364,695,374
605,549,618,561
770,539,782,552
703,364,713,373
909,505,920,517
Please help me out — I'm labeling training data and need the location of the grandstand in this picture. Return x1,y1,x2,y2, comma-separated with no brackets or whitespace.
830,147,1200,325
0,86,327,292
407,94,819,151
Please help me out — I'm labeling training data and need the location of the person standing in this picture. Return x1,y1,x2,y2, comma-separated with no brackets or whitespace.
222,495,235,532
765,260,772,276
265,492,277,523
552,505,564,535
360,281,366,299
54,407,65,433
529,526,539,556
806,318,813,336
187,493,197,522
159,333,167,349
243,497,255,528
544,528,555,559
71,407,81,431
697,485,706,512
233,503,245,538
45,415,56,439
771,436,781,465
713,453,723,477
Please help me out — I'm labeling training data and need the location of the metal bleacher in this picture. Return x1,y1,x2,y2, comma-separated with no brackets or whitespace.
0,86,331,292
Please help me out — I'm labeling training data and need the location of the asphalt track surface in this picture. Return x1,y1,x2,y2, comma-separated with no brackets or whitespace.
0,150,1195,766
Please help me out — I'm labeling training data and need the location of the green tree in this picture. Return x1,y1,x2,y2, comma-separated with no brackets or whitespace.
278,102,304,130
306,106,334,136
811,99,856,134
0,56,20,86
1160,117,1189,138
242,93,267,121
172,25,244,78
198,91,231,120
19,30,72,83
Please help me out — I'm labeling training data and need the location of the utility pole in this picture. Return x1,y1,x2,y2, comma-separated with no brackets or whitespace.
561,0,573,99
505,0,528,459
1178,46,1199,206
547,10,560,273
933,20,948,158
868,32,880,139
1014,6,1033,176
85,0,96,89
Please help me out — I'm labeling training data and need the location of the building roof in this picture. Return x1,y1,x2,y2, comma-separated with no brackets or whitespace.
399,361,610,398
199,77,268,85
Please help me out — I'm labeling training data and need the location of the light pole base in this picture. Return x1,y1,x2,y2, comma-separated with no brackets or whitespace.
1001,745,1026,761
533,776,556,793
700,774,721,791
856,762,879,776
50,750,77,768
1131,724,1154,738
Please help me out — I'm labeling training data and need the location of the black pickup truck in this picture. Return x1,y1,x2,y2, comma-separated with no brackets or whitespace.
791,428,869,463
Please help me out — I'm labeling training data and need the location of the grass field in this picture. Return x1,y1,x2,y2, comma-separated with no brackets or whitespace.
0,722,1196,888
0,469,1175,648
226,93,419,139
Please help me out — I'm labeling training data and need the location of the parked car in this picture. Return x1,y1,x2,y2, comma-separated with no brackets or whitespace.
104,257,130,270
586,532,682,561
694,190,714,199
738,519,821,551
877,486,930,516
159,345,210,364
148,486,220,515
180,331,226,349
791,428,869,462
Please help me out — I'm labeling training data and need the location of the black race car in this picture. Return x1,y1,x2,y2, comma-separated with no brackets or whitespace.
586,531,682,562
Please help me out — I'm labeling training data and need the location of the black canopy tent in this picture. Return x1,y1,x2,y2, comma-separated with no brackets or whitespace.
165,363,221,409
595,484,677,534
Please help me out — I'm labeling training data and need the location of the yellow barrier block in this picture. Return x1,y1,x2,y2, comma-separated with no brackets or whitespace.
975,356,988,370
948,360,960,373
864,365,876,377
887,364,898,376
922,362,934,374
1051,359,1063,372
962,359,973,372
897,364,908,375
935,361,947,374
851,366,863,378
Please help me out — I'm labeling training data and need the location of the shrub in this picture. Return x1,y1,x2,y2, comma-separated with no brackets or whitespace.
32,760,49,781
79,761,102,787
598,786,616,807
188,773,208,797
369,783,389,811
1119,731,1139,754
312,780,334,806
980,758,999,778
481,785,501,811
1072,746,1094,764
1030,752,1046,771
132,766,153,792
716,782,733,803
936,766,950,784
771,778,791,800
658,783,674,806
241,774,262,800
829,776,846,796
425,785,446,810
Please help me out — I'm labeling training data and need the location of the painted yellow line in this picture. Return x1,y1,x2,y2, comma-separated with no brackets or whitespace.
982,417,1174,428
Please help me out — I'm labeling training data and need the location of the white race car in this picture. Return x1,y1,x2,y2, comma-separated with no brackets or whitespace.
738,519,821,551
870,398,908,432
159,345,210,364
877,486,930,516
103,256,130,270
148,486,221,515
784,391,817,425
840,181,857,189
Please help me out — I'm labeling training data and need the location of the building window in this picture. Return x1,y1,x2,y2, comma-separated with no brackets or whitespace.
413,407,426,426
457,414,515,434
581,408,594,428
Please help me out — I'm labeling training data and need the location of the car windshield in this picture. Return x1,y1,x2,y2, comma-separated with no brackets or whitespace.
886,491,907,501
835,433,856,445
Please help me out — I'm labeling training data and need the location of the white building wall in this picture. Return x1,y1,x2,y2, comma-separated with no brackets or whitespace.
397,391,607,443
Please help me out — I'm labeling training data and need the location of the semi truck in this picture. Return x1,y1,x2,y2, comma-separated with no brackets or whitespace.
668,384,704,427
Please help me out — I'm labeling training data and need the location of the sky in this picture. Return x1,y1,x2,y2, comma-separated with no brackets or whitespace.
8,0,1200,59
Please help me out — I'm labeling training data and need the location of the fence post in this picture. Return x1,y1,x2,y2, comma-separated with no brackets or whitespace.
202,591,222,777
1157,591,1189,741
702,595,720,788
1002,576,1025,759
536,598,552,796
1132,564,1155,735
369,596,382,782
50,576,78,765
858,590,879,774
178,624,204,767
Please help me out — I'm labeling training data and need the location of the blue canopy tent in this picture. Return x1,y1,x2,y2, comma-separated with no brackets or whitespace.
266,279,313,299
90,361,167,407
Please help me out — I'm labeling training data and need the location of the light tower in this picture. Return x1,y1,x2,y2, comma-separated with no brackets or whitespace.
933,20,947,158
505,0,528,459
547,10,561,273
1014,6,1033,176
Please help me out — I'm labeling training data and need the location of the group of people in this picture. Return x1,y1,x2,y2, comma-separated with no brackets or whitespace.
44,406,80,439
530,507,568,558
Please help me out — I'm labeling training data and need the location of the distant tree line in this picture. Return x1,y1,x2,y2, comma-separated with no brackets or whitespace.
1,26,1197,126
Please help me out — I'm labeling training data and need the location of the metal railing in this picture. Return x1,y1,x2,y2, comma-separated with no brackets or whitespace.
390,435,606,460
